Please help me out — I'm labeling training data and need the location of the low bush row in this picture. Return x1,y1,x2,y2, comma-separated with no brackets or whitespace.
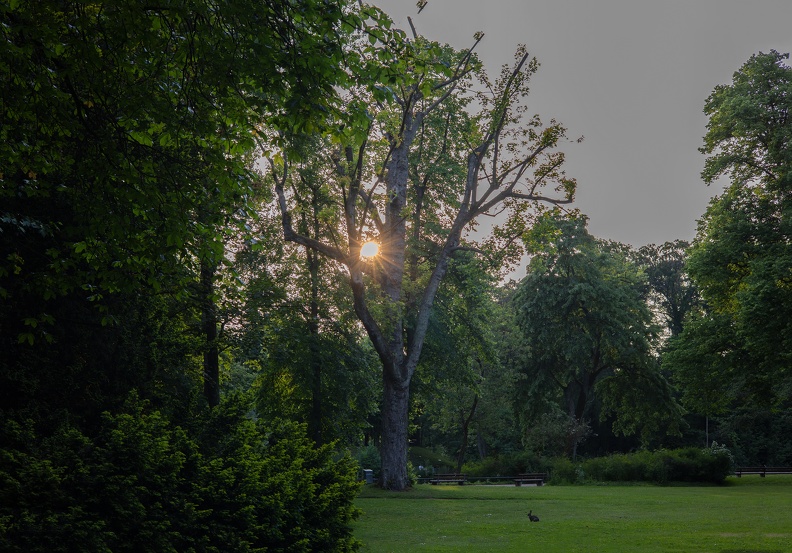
462,444,733,484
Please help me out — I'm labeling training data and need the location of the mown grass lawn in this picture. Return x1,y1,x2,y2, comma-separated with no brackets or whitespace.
354,476,792,552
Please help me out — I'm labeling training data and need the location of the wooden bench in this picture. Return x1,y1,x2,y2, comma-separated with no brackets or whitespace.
514,472,548,486
735,466,792,477
429,473,467,485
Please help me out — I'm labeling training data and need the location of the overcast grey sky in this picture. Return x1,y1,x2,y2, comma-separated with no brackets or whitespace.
371,0,792,248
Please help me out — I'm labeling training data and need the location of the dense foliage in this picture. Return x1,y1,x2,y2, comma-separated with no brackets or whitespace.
0,396,361,553
1,0,365,550
663,51,792,465
461,445,733,485
513,214,682,451
1,0,347,319
577,444,733,485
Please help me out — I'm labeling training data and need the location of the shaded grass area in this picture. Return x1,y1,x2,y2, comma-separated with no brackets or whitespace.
354,476,792,552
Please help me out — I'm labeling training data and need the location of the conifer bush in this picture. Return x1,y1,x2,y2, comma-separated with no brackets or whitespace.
0,395,361,552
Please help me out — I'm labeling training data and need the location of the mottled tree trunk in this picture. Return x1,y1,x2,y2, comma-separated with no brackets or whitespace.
380,373,411,490
377,139,412,490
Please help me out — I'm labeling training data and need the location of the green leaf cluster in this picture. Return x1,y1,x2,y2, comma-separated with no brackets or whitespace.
1,0,351,321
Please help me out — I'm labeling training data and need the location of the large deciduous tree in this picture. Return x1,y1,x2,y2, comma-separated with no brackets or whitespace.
272,10,576,489
1,2,369,549
666,51,792,413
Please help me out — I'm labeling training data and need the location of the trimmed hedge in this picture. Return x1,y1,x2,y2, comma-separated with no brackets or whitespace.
462,445,733,485
580,445,733,484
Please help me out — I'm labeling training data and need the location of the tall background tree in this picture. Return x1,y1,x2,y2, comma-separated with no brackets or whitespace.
513,213,682,456
664,50,792,464
635,240,700,339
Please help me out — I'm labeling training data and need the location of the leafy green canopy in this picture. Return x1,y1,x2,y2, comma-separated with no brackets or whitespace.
0,2,366,550
667,51,792,411
0,0,350,325
701,51,792,192
514,213,681,444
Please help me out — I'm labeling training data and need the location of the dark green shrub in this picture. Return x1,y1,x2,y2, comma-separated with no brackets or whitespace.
547,456,581,484
356,445,381,479
195,396,362,552
0,405,200,552
581,446,732,484
584,450,666,483
0,395,362,552
463,451,549,477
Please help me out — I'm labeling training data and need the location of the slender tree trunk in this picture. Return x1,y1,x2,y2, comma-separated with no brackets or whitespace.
201,261,220,408
456,395,478,473
307,247,323,444
705,416,709,447
476,432,488,460
564,383,586,460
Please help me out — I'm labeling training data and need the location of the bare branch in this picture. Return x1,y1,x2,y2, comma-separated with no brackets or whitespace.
414,33,483,118
358,183,385,233
506,193,574,205
433,32,483,92
483,52,531,147
450,245,489,256
407,16,418,40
